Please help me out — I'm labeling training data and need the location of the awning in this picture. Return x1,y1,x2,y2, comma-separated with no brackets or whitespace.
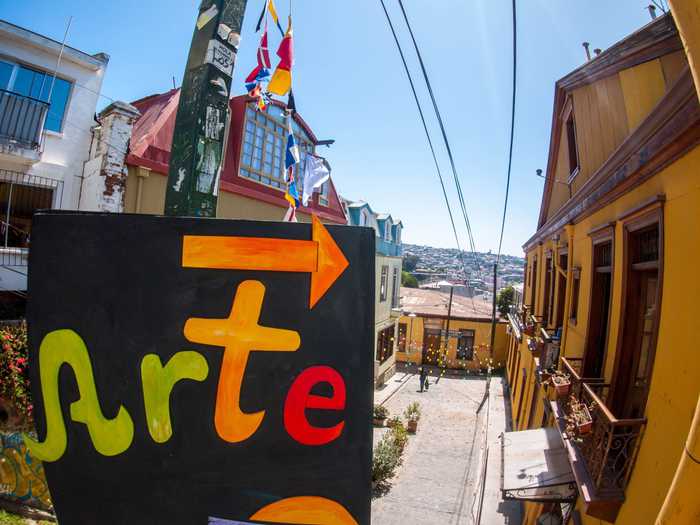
501,427,577,502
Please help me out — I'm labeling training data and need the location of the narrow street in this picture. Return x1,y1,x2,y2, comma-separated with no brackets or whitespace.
372,372,521,525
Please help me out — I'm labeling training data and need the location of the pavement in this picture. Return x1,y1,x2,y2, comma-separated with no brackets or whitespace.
371,372,522,525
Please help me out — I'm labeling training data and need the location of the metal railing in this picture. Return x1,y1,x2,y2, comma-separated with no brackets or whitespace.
558,361,646,498
0,89,48,150
1,170,63,267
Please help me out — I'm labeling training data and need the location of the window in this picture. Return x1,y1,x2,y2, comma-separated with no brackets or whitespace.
569,267,581,324
611,210,662,419
0,173,61,251
0,59,72,133
239,105,314,191
376,325,395,363
397,323,407,352
379,265,388,302
554,252,568,329
529,255,538,309
543,254,553,325
456,329,475,360
395,226,401,245
565,112,579,178
318,181,329,206
583,233,613,378
391,267,399,308
385,222,391,241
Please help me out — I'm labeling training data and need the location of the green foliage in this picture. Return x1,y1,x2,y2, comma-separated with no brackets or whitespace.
386,415,402,428
401,271,418,288
0,321,32,429
373,404,389,420
402,254,419,272
403,401,422,422
372,422,409,485
497,286,516,317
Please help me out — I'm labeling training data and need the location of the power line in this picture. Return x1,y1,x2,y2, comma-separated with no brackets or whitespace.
377,0,465,269
396,0,478,261
496,0,518,265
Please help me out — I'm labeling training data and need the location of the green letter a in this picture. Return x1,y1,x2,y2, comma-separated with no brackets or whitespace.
24,330,134,462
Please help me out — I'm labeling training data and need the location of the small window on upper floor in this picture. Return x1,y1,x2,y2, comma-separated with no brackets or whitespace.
0,59,73,133
566,112,579,180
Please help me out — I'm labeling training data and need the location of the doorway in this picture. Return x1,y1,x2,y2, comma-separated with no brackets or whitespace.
583,240,612,378
611,222,661,419
422,328,441,365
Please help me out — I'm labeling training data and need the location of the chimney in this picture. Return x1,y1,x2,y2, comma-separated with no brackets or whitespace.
647,5,657,19
79,101,140,213
594,48,602,56
582,42,591,61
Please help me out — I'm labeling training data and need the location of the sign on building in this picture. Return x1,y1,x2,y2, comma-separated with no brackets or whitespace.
26,212,374,525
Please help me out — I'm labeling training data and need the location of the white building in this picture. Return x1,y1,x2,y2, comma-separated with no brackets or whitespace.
0,20,109,304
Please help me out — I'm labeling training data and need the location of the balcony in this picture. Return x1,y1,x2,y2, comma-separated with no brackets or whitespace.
0,89,48,164
376,237,402,257
552,357,647,521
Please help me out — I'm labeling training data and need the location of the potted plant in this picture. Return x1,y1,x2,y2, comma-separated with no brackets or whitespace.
549,370,571,396
387,416,402,429
373,404,389,427
565,396,595,437
404,402,421,433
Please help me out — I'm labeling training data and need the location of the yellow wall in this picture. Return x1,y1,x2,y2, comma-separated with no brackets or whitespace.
123,167,315,223
515,145,700,524
545,55,686,222
394,315,507,371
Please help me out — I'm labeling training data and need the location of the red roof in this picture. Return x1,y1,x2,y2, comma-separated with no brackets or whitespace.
126,89,347,224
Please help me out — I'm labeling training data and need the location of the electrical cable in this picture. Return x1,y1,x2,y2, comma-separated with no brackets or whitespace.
496,0,517,265
377,0,465,268
396,0,478,262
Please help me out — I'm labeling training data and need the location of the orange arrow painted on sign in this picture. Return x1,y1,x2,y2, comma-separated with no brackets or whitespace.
182,215,349,308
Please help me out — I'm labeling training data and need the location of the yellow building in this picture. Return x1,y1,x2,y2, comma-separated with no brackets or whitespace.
501,11,700,525
395,287,508,372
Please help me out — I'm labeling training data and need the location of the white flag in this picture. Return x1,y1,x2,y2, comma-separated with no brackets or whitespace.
301,154,331,206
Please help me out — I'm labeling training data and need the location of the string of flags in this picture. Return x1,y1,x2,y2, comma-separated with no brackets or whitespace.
244,0,331,222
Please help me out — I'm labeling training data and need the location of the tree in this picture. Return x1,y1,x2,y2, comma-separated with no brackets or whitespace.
401,271,418,288
403,254,419,272
497,286,516,317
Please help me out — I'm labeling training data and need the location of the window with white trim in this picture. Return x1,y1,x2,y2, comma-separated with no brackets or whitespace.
239,104,314,191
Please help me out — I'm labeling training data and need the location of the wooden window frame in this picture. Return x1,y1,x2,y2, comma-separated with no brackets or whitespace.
569,267,581,325
530,255,538,311
456,329,475,361
582,222,615,378
561,98,580,183
609,199,664,412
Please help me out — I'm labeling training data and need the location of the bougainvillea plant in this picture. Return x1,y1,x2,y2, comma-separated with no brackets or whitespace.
0,321,33,430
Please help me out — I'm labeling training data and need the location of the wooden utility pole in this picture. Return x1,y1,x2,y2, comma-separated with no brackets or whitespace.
164,0,248,217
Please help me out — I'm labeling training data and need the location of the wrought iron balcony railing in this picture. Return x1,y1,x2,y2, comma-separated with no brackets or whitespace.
0,89,48,151
557,368,646,500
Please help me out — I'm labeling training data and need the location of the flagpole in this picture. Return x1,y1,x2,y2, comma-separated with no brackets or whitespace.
164,0,248,217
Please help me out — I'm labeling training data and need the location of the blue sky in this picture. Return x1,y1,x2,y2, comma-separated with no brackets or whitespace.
4,0,653,256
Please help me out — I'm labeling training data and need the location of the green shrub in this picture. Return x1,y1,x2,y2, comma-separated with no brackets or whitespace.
0,322,32,429
372,422,410,485
373,404,389,419
372,432,402,484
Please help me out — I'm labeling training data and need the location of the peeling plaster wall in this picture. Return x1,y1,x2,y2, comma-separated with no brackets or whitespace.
80,109,136,212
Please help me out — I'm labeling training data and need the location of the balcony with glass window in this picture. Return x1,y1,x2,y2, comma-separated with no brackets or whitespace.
550,356,647,522
0,89,48,164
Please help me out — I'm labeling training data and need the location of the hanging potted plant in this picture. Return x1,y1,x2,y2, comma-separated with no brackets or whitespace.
373,404,389,427
549,370,571,396
404,402,421,434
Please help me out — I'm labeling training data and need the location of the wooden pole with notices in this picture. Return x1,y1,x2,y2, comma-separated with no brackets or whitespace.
164,0,249,217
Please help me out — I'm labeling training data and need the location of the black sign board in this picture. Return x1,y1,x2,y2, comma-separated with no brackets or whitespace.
26,212,374,525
